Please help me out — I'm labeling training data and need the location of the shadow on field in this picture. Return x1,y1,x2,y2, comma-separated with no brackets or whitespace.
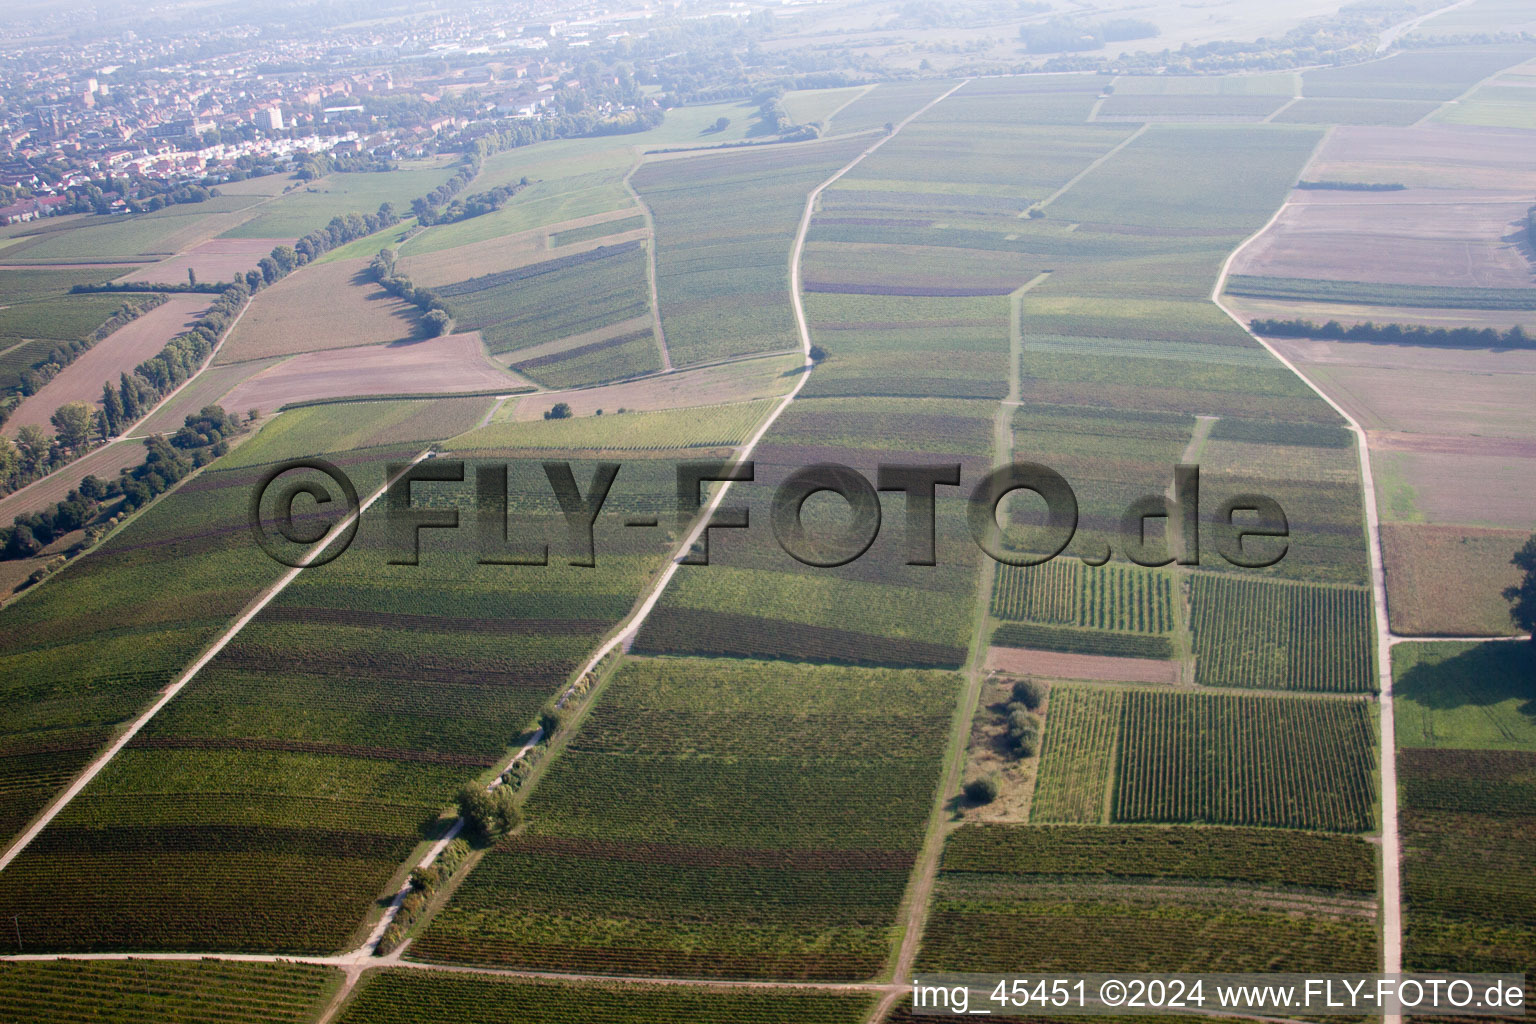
348,264,432,339
1396,641,1536,716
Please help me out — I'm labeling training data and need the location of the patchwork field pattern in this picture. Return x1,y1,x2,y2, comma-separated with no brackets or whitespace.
413,658,960,979
632,136,869,366
1396,640,1536,1007
919,823,1378,974
0,405,688,953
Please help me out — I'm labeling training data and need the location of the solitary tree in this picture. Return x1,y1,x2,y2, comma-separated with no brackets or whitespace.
423,308,451,336
1505,535,1536,641
544,402,573,420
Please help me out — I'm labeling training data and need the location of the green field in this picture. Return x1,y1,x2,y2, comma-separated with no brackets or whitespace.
1030,686,1122,824
632,136,868,365
0,960,339,1023
1394,641,1536,750
412,658,960,979
338,970,874,1024
442,400,772,452
920,823,1377,974
221,162,458,238
1190,576,1375,692
437,241,651,356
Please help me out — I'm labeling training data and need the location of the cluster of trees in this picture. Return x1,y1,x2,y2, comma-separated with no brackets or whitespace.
1020,18,1158,53
412,177,529,227
6,295,166,407
293,150,396,180
369,249,450,336
241,204,401,293
1250,318,1533,350
456,783,521,842
55,178,216,217
1507,535,1536,641
0,406,240,561
1002,679,1044,757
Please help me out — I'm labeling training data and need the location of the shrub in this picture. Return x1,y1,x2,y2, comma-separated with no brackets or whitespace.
965,775,1001,804
545,402,573,420
458,783,521,842
1011,678,1046,710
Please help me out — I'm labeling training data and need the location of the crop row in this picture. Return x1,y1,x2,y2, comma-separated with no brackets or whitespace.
991,623,1173,661
1190,575,1374,692
337,969,874,1024
0,960,339,1023
1029,686,1120,824
991,561,1175,634
1113,690,1376,832
943,823,1376,892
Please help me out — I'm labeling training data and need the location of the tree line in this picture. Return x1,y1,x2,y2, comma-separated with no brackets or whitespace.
369,249,451,336
1,406,243,564
1250,317,1534,349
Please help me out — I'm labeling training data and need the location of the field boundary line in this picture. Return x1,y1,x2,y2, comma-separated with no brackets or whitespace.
0,450,431,876
620,157,673,371
1210,160,1402,1019
1034,122,1148,213
821,83,876,136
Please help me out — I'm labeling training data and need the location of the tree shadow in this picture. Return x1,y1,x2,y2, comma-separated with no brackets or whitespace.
1397,641,1536,718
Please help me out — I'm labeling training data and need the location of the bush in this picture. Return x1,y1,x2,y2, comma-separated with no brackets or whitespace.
1011,678,1046,710
539,703,570,740
964,775,1001,804
544,402,573,420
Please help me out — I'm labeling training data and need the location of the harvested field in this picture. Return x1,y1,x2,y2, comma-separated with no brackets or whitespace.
1269,337,1536,440
215,257,422,363
1304,125,1536,192
220,332,525,412
1381,523,1527,636
1231,191,1536,290
1372,447,1536,529
130,355,286,434
2,295,208,436
507,352,802,419
119,237,292,287
985,645,1181,684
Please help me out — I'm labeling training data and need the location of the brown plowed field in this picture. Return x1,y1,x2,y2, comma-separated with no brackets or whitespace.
2,295,209,436
119,238,292,287
985,645,1181,684
219,331,525,412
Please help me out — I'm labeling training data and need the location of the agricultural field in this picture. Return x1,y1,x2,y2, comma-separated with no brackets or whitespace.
631,136,868,365
0,960,340,1023
436,241,651,358
0,293,151,403
0,196,272,264
1300,47,1535,102
118,237,289,287
217,331,523,413
2,295,208,436
1190,576,1375,692
985,646,1181,684
0,400,452,849
1031,686,1377,831
991,623,1173,661
1434,58,1536,129
504,351,801,419
919,822,1378,974
337,970,874,1024
216,257,423,363
220,162,458,238
412,658,960,980
0,266,122,305
782,85,869,131
1029,685,1122,824
1381,524,1528,636
507,327,662,388
821,80,957,135
1270,98,1440,126
1113,690,1376,831
991,562,1176,634
441,399,773,453
1396,639,1536,997
0,408,692,953
1231,190,1536,291
1096,93,1289,119
1394,641,1536,750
